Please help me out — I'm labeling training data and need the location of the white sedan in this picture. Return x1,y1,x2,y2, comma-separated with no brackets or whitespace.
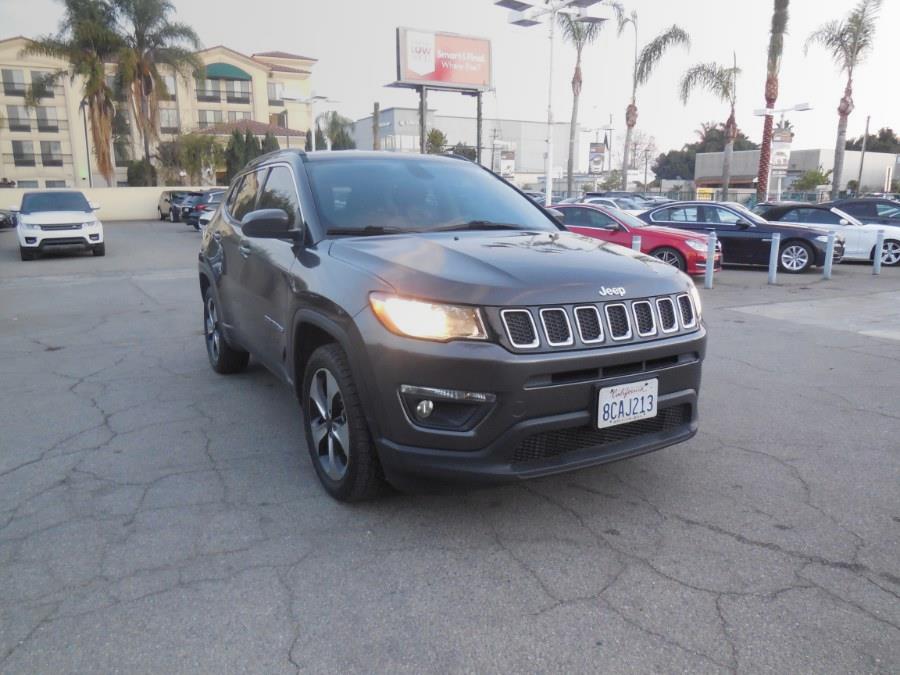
757,203,900,266
14,190,105,261
582,196,647,216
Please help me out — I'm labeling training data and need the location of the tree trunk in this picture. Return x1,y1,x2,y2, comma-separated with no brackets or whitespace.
140,91,152,186
756,74,778,201
721,107,737,198
567,53,582,199
621,101,637,190
832,78,854,200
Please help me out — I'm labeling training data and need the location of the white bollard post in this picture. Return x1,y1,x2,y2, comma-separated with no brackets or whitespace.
823,231,836,280
768,233,781,285
873,229,885,275
631,235,642,251
704,231,717,289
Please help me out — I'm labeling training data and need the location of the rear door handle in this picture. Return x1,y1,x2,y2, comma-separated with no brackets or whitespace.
239,243,252,259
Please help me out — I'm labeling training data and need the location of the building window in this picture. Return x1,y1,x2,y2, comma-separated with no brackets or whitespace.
196,78,221,102
198,109,223,128
6,105,30,132
161,74,177,101
36,107,59,132
267,82,284,106
2,69,26,96
12,140,35,166
227,110,251,123
46,180,67,188
159,108,179,133
40,140,63,167
30,71,56,98
225,79,251,104
268,111,286,127
17,180,39,188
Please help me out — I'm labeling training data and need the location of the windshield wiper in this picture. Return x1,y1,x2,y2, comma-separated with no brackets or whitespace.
327,226,411,236
429,220,525,232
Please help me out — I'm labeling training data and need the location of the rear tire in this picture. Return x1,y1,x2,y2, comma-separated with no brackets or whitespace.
779,241,813,273
19,247,36,261
877,239,900,266
92,243,106,256
203,288,249,374
158,208,166,221
649,246,686,271
302,344,385,502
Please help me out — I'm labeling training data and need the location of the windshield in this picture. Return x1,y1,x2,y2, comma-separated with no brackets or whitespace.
613,198,641,209
305,157,559,234
21,191,90,214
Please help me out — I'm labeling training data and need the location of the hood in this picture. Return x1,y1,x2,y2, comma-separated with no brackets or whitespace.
329,230,692,306
19,211,96,225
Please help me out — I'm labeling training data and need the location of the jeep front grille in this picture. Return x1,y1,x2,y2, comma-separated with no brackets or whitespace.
574,306,603,343
501,309,539,348
632,301,656,337
677,294,696,328
539,308,573,346
656,298,678,333
605,304,631,340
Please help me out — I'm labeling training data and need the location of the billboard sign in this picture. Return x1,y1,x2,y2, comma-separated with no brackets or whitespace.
396,28,492,91
500,150,515,178
770,129,792,178
589,143,606,175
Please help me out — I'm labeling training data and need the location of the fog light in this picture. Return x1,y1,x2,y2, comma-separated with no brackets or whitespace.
89,234,99,241
416,399,434,419
25,237,36,244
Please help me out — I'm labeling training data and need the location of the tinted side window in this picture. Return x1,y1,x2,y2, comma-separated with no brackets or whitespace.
669,207,699,223
705,206,741,225
585,210,616,229
231,170,264,221
558,208,584,226
842,202,876,217
650,207,672,222
257,166,300,228
876,203,900,217
226,177,244,211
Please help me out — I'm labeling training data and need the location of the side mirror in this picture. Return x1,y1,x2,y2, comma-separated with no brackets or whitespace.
241,208,300,240
736,220,751,229
839,219,849,226
9,205,19,213
90,202,100,211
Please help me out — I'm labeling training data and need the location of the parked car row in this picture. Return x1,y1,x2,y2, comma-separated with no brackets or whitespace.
158,189,225,229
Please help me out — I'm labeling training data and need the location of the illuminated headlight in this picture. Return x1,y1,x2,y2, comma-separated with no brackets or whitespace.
688,282,702,319
815,235,830,243
82,220,98,228
20,220,38,230
685,239,707,252
370,293,488,342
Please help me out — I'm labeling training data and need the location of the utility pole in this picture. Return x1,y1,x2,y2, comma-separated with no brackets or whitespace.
418,87,428,154
372,102,380,150
856,115,870,194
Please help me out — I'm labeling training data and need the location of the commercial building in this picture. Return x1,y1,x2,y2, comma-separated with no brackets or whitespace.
695,147,899,192
352,106,591,186
0,36,316,188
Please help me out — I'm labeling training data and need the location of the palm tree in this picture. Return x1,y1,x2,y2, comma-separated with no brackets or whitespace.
113,0,201,183
805,0,881,199
557,13,603,197
613,4,690,190
680,58,741,196
21,0,122,184
755,0,789,201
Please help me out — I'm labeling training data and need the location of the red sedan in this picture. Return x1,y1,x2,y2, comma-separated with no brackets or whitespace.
554,203,721,275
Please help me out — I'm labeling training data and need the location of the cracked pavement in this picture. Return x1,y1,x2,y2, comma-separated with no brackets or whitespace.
1,221,898,673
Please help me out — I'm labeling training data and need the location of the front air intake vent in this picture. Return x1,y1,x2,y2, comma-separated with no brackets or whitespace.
605,303,632,340
574,306,604,343
632,301,656,337
677,294,696,329
501,309,539,348
539,308,573,346
656,298,678,333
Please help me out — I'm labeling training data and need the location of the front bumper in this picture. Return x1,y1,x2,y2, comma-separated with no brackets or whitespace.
17,226,103,249
354,311,706,487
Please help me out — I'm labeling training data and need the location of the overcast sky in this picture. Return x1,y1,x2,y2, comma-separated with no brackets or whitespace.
3,0,897,159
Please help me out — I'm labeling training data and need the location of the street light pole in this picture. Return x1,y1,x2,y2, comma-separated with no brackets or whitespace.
544,15,556,205
752,102,811,202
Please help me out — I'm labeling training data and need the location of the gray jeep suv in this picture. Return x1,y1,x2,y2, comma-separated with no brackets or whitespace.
198,150,706,501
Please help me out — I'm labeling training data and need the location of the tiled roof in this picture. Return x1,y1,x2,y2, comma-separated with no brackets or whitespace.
264,63,311,74
253,50,317,61
199,119,306,138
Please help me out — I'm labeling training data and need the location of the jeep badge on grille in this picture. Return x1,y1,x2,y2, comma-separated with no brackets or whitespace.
598,287,626,297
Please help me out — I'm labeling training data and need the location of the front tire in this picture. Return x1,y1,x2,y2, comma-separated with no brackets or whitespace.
649,246,686,271
158,208,166,221
877,239,900,266
19,247,36,261
779,241,813,273
302,344,385,502
92,243,106,256
203,289,249,374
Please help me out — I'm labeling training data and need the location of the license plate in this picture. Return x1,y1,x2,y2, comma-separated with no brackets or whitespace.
597,378,658,429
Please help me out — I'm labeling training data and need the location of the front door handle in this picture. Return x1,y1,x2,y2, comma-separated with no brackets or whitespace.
239,243,252,259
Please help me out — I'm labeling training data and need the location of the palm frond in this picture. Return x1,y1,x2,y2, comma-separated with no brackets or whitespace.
805,0,881,71
635,25,690,86
557,12,602,49
766,0,789,74
679,62,739,106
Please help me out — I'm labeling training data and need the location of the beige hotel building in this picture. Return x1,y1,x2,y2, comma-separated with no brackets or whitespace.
0,36,316,188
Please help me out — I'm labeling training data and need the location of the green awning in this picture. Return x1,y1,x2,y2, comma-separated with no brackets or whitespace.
204,62,251,81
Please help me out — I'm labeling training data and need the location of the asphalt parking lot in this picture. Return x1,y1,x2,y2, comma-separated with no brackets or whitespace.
1,220,898,673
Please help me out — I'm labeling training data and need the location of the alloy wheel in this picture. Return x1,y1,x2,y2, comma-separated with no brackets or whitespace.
308,368,350,481
880,241,900,266
781,245,809,272
654,249,682,268
205,296,221,362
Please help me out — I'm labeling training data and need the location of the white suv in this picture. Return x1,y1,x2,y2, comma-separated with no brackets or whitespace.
14,191,105,260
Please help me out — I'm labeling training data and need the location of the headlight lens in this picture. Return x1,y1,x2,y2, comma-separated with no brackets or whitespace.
685,239,707,252
815,235,829,243
21,220,38,230
688,282,702,319
370,293,488,342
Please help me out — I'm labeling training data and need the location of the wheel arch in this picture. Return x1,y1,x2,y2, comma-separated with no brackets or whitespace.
870,237,900,262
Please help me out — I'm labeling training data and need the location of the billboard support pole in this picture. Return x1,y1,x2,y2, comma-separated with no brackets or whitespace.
419,86,428,154
373,102,380,151
476,92,483,166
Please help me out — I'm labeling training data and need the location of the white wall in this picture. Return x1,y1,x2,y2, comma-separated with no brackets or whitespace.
2,186,220,221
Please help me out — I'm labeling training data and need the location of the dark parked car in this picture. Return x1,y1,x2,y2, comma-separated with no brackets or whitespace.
185,189,226,229
158,190,187,221
170,191,203,223
824,198,900,226
639,201,844,273
199,150,706,501
0,209,15,228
